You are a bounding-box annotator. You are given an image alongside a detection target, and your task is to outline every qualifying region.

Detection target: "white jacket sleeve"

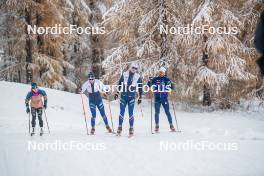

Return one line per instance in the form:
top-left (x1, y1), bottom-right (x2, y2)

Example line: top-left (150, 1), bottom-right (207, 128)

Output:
top-left (81, 81), bottom-right (89, 93)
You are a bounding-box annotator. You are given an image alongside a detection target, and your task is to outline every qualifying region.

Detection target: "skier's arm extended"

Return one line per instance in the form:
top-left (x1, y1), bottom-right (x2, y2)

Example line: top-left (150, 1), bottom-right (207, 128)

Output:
top-left (147, 77), bottom-right (153, 87)
top-left (136, 77), bottom-right (143, 104)
top-left (114, 74), bottom-right (124, 100)
top-left (117, 74), bottom-right (124, 93)
top-left (40, 90), bottom-right (48, 109)
top-left (25, 92), bottom-right (32, 108)
top-left (81, 81), bottom-right (89, 94)
top-left (167, 78), bottom-right (175, 90)
top-left (137, 77), bottom-right (143, 97)
top-left (25, 92), bottom-right (32, 113)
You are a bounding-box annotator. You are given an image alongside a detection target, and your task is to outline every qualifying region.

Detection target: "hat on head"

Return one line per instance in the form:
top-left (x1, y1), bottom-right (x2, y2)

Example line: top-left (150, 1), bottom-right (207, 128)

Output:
top-left (159, 67), bottom-right (167, 73)
top-left (31, 82), bottom-right (38, 89)
top-left (88, 72), bottom-right (95, 79)
top-left (130, 62), bottom-right (139, 69)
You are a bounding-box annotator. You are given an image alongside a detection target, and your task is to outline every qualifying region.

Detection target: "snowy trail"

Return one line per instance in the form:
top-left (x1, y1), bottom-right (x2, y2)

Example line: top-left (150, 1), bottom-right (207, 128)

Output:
top-left (1, 81), bottom-right (264, 176)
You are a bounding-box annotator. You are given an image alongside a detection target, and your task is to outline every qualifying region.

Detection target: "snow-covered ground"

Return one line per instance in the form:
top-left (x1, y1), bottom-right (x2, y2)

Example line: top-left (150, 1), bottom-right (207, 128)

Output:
top-left (1, 81), bottom-right (264, 176)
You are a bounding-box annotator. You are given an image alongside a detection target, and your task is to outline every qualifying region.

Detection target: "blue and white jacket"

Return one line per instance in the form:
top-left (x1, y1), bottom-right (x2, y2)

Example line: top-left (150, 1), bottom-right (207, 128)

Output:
top-left (81, 79), bottom-right (109, 102)
top-left (118, 71), bottom-right (143, 98)
top-left (148, 76), bottom-right (174, 100)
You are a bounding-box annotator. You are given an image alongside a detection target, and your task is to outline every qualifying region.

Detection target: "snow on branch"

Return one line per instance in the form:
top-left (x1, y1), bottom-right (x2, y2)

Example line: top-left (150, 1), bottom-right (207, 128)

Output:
top-left (227, 55), bottom-right (256, 80)
top-left (102, 45), bottom-right (129, 68)
top-left (193, 66), bottom-right (229, 92)
top-left (192, 0), bottom-right (213, 25)
top-left (138, 8), bottom-right (158, 34)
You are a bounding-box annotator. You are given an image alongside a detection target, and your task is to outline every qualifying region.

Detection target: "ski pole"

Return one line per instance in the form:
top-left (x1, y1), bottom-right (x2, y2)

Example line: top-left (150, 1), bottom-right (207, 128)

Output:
top-left (108, 98), bottom-right (115, 133)
top-left (150, 94), bottom-right (154, 134)
top-left (28, 113), bottom-right (31, 134)
top-left (43, 109), bottom-right (51, 134)
top-left (171, 98), bottom-right (181, 132)
top-left (80, 93), bottom-right (89, 135)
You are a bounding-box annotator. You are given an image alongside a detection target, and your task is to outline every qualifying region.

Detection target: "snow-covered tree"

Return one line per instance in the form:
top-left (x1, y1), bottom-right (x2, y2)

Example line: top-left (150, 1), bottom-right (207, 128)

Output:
top-left (0, 0), bottom-right (109, 92)
top-left (102, 0), bottom-right (181, 83)
top-left (184, 0), bottom-right (261, 107)
top-left (103, 0), bottom-right (263, 107)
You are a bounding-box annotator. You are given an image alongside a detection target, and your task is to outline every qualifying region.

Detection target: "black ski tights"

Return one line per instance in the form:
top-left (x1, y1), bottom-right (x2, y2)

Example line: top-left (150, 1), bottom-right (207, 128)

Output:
top-left (31, 107), bottom-right (43, 127)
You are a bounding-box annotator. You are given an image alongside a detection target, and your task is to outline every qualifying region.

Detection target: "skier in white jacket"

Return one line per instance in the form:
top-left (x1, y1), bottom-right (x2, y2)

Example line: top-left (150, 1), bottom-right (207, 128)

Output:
top-left (81, 72), bottom-right (112, 135)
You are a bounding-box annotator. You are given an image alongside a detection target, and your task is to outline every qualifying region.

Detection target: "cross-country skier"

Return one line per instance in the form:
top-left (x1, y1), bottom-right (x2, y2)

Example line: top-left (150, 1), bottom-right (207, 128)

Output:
top-left (148, 67), bottom-right (175, 133)
top-left (25, 83), bottom-right (47, 136)
top-left (81, 72), bottom-right (112, 135)
top-left (114, 63), bottom-right (143, 136)
top-left (255, 11), bottom-right (264, 75)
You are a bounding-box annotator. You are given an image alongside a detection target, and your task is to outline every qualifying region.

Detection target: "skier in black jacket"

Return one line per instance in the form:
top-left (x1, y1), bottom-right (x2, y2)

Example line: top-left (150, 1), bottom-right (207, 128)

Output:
top-left (255, 11), bottom-right (264, 75)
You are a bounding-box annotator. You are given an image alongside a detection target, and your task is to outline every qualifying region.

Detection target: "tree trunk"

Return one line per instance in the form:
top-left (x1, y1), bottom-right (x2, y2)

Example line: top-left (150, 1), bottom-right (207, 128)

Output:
top-left (159, 0), bottom-right (168, 65)
top-left (25, 8), bottom-right (33, 84)
top-left (89, 0), bottom-right (103, 79)
top-left (202, 40), bottom-right (211, 106)
top-left (36, 0), bottom-right (44, 53)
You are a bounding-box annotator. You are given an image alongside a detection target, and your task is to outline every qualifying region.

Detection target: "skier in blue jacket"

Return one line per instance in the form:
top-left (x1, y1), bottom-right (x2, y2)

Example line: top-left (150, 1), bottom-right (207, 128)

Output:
top-left (148, 67), bottom-right (175, 133)
top-left (114, 63), bottom-right (143, 136)
top-left (81, 72), bottom-right (112, 135)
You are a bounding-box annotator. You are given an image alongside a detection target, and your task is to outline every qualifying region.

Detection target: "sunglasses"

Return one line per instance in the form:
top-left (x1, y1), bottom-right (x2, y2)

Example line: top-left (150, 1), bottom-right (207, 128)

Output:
top-left (89, 78), bottom-right (94, 80)
top-left (132, 67), bottom-right (138, 70)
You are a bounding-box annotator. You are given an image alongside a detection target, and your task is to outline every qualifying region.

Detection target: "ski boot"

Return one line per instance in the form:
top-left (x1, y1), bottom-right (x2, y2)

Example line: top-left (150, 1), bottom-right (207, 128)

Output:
top-left (31, 127), bottom-right (35, 136)
top-left (40, 127), bottom-right (44, 136)
top-left (90, 127), bottom-right (95, 135)
top-left (116, 126), bottom-right (122, 136)
top-left (106, 126), bottom-right (112, 133)
top-left (155, 125), bottom-right (159, 133)
top-left (128, 127), bottom-right (134, 138)
top-left (170, 124), bottom-right (176, 132)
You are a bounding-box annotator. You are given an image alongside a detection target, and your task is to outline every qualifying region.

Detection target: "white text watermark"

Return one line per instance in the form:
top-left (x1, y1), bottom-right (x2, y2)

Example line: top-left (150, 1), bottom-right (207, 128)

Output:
top-left (160, 140), bottom-right (238, 152)
top-left (28, 140), bottom-right (106, 151)
top-left (160, 24), bottom-right (238, 35)
top-left (27, 24), bottom-right (105, 35)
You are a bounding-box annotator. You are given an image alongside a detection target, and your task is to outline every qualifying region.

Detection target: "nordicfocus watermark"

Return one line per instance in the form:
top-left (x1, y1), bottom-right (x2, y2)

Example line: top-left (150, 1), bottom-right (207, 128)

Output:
top-left (27, 24), bottom-right (105, 35)
top-left (160, 140), bottom-right (238, 152)
top-left (28, 140), bottom-right (106, 151)
top-left (84, 82), bottom-right (172, 94)
top-left (160, 24), bottom-right (238, 35)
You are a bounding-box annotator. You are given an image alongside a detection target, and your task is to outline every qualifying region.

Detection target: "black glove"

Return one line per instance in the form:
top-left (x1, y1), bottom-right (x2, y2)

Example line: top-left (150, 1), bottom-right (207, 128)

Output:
top-left (114, 93), bottom-right (119, 100)
top-left (78, 88), bottom-right (82, 94)
top-left (44, 100), bottom-right (47, 109)
top-left (26, 107), bottom-right (30, 114)
top-left (137, 97), bottom-right (142, 104)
